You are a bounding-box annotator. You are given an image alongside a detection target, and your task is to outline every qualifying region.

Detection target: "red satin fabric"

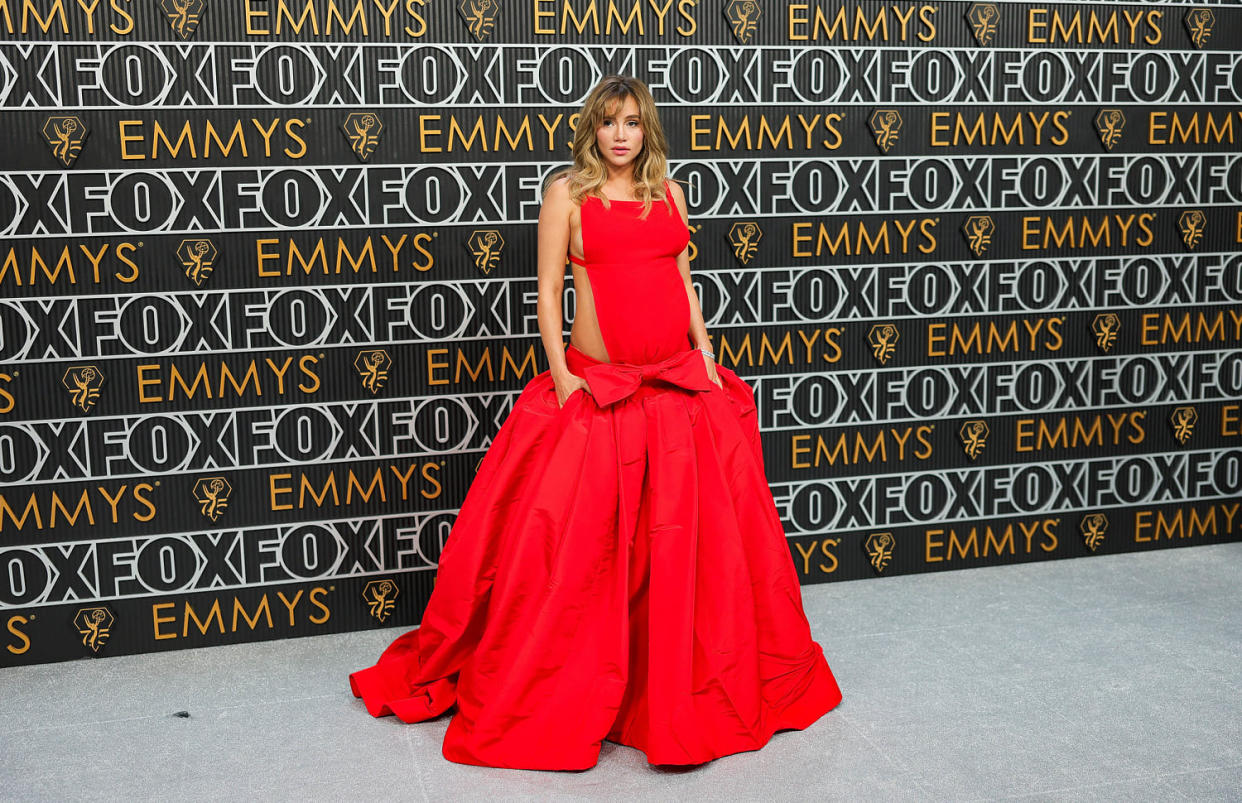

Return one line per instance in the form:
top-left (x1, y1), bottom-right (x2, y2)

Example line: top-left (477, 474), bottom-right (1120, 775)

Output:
top-left (349, 182), bottom-right (842, 770)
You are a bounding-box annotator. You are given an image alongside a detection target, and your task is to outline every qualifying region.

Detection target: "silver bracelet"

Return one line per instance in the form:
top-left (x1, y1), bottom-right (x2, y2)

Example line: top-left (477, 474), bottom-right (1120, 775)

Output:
top-left (698, 347), bottom-right (715, 360)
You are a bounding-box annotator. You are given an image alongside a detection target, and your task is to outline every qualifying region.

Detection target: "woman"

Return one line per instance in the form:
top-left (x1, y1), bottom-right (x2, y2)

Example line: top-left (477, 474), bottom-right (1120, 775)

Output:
top-left (350, 75), bottom-right (842, 771)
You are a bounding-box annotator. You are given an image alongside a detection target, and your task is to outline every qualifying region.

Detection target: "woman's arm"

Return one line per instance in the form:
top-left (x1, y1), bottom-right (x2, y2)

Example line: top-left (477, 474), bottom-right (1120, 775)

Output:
top-left (669, 180), bottom-right (713, 353)
top-left (670, 181), bottom-right (722, 388)
top-left (536, 177), bottom-right (574, 379)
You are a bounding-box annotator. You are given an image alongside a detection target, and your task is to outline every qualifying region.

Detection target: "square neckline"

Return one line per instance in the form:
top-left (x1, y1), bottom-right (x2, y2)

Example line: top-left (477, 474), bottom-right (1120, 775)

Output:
top-left (570, 181), bottom-right (676, 266)
top-left (594, 178), bottom-right (674, 204)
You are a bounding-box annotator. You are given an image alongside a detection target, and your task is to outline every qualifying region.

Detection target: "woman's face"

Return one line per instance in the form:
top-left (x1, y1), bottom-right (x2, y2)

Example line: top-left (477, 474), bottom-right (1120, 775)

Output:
top-left (595, 94), bottom-right (644, 169)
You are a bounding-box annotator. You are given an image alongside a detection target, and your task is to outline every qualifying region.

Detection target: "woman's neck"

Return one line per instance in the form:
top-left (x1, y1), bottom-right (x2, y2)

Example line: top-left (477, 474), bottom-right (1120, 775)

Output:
top-left (602, 163), bottom-right (635, 186)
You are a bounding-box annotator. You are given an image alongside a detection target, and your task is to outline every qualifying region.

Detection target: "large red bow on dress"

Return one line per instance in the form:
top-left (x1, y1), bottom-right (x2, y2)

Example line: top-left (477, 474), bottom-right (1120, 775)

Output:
top-left (581, 348), bottom-right (716, 406)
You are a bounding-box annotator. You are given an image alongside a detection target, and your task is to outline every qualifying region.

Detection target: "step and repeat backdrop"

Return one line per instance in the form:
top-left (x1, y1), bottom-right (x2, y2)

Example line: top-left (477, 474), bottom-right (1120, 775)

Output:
top-left (1, 0), bottom-right (1240, 665)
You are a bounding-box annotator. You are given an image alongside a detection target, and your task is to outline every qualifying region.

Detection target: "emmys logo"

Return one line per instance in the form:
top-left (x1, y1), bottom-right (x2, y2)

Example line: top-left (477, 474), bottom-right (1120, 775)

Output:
top-left (965, 3), bottom-right (1000, 45)
top-left (1091, 313), bottom-right (1121, 353)
top-left (466, 230), bottom-right (504, 276)
top-left (1094, 109), bottom-right (1125, 151)
top-left (159, 0), bottom-right (206, 38)
top-left (961, 215), bottom-right (995, 257)
top-left (62, 366), bottom-right (105, 413)
top-left (193, 477), bottom-right (232, 522)
top-left (959, 420), bottom-right (989, 460)
top-left (867, 324), bottom-right (900, 365)
top-left (362, 579), bottom-right (399, 623)
top-left (176, 238), bottom-right (218, 287)
top-left (1169, 406), bottom-right (1197, 444)
top-left (355, 349), bottom-right (391, 394)
top-left (1184, 8), bottom-right (1214, 49)
top-left (1178, 210), bottom-right (1206, 249)
top-left (1079, 513), bottom-right (1108, 552)
top-left (342, 113), bottom-right (383, 162)
top-left (724, 0), bottom-right (761, 44)
top-left (868, 110), bottom-right (903, 154)
top-left (458, 0), bottom-right (500, 41)
top-left (73, 606), bottom-right (115, 654)
top-left (864, 533), bottom-right (894, 574)
top-left (728, 222), bottom-right (763, 265)
top-left (41, 116), bottom-right (88, 167)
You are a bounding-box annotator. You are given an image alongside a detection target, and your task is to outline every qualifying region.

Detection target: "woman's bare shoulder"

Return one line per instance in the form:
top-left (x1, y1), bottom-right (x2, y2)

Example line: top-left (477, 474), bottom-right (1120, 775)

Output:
top-left (546, 173), bottom-right (577, 201)
top-left (666, 178), bottom-right (688, 221)
top-left (540, 173), bottom-right (576, 219)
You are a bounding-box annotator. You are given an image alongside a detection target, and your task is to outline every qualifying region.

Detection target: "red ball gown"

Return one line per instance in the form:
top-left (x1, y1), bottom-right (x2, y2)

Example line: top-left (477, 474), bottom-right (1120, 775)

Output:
top-left (349, 179), bottom-right (842, 770)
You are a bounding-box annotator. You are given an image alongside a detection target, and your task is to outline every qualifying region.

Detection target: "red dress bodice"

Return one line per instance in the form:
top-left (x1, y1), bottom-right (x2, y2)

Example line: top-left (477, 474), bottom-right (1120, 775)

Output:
top-left (568, 181), bottom-right (692, 365)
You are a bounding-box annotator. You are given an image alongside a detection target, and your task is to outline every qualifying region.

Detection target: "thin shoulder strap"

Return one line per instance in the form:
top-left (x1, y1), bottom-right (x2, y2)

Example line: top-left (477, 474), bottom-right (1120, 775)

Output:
top-left (664, 179), bottom-right (678, 216)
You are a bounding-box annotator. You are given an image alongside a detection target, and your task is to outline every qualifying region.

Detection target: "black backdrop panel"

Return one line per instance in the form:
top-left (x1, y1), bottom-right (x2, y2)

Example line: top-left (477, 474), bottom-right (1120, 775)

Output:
top-left (2, 0), bottom-right (1240, 665)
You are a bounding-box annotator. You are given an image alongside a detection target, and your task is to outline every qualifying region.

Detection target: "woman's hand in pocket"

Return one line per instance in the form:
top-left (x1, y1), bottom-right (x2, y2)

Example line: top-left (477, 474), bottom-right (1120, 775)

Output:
top-left (552, 370), bottom-right (591, 408)
top-left (703, 353), bottom-right (723, 388)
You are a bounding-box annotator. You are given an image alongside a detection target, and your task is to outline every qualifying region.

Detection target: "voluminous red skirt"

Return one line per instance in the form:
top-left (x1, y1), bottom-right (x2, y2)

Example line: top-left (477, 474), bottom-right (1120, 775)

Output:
top-left (349, 345), bottom-right (842, 770)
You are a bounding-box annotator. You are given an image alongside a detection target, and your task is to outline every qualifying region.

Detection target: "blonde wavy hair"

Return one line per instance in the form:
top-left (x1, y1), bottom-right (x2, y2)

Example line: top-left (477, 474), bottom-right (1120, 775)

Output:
top-left (543, 75), bottom-right (675, 220)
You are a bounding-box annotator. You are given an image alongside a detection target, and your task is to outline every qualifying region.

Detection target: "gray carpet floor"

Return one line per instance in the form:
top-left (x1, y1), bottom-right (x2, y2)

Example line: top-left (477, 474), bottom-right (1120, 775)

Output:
top-left (2, 543), bottom-right (1240, 802)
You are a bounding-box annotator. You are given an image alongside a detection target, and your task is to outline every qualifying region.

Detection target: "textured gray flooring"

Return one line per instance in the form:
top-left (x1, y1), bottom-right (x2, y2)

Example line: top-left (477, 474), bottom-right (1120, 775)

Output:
top-left (2, 543), bottom-right (1240, 802)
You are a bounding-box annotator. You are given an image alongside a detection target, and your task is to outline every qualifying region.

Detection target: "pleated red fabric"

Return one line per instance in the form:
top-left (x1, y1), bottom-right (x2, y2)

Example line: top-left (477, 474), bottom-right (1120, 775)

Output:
top-left (349, 181), bottom-right (842, 770)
